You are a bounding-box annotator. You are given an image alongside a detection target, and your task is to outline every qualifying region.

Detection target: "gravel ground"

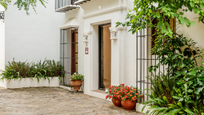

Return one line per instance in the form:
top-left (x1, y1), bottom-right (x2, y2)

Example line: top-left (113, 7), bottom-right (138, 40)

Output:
top-left (0, 87), bottom-right (144, 115)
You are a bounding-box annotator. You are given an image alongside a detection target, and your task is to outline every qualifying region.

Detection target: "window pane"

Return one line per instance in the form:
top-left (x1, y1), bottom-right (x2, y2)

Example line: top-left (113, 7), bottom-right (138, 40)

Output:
top-left (60, 45), bottom-right (63, 58)
top-left (75, 33), bottom-right (78, 42)
top-left (75, 64), bottom-right (78, 73)
top-left (75, 44), bottom-right (78, 53)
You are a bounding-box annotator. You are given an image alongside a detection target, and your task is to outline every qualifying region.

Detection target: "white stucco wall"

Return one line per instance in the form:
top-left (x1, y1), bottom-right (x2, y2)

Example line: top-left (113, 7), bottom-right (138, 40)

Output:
top-left (64, 8), bottom-right (85, 76)
top-left (178, 11), bottom-right (204, 51)
top-left (79, 0), bottom-right (138, 95)
top-left (0, 6), bottom-right (5, 70)
top-left (0, 6), bottom-right (5, 87)
top-left (5, 1), bottom-right (65, 63)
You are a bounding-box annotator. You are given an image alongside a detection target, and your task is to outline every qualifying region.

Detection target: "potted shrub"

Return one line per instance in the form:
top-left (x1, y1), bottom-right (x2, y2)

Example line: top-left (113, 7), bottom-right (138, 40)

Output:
top-left (106, 84), bottom-right (125, 107)
top-left (70, 72), bottom-right (84, 90)
top-left (120, 86), bottom-right (144, 110)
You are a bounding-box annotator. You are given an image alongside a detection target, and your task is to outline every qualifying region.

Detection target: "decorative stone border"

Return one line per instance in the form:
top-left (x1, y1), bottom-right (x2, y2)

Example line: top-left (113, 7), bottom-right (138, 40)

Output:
top-left (0, 77), bottom-right (59, 89)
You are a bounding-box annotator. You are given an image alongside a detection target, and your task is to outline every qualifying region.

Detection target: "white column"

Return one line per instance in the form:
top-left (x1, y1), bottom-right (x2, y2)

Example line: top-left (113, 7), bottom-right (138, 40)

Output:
top-left (83, 30), bottom-right (92, 94)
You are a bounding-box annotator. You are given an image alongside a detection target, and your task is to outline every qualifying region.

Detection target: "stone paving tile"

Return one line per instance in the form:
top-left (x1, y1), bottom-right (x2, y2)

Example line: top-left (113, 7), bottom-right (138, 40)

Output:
top-left (0, 87), bottom-right (144, 115)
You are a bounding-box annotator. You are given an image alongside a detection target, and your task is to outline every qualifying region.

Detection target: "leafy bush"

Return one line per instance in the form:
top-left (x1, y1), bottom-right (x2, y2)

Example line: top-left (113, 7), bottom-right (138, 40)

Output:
top-left (0, 59), bottom-right (64, 82)
top-left (117, 0), bottom-right (204, 114)
top-left (148, 74), bottom-right (174, 104)
top-left (141, 34), bottom-right (204, 114)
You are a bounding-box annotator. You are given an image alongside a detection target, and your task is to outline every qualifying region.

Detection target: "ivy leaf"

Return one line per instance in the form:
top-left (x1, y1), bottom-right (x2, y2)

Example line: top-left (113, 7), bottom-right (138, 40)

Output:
top-left (187, 68), bottom-right (197, 76)
top-left (190, 2), bottom-right (195, 7)
top-left (188, 89), bottom-right (193, 93)
top-left (179, 12), bottom-right (184, 15)
top-left (195, 87), bottom-right (204, 95)
top-left (193, 8), bottom-right (200, 14)
top-left (191, 21), bottom-right (195, 26)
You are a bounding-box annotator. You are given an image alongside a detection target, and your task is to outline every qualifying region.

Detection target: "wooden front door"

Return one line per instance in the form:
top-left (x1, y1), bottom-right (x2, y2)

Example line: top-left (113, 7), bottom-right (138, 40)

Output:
top-left (99, 24), bottom-right (111, 90)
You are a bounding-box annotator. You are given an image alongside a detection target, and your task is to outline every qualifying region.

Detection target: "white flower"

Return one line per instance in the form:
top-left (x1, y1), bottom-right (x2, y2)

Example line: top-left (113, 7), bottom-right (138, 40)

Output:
top-left (105, 89), bottom-right (109, 93)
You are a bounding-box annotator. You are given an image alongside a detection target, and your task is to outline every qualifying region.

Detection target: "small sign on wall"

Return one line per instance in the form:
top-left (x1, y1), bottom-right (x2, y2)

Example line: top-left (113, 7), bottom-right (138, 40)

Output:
top-left (85, 47), bottom-right (89, 55)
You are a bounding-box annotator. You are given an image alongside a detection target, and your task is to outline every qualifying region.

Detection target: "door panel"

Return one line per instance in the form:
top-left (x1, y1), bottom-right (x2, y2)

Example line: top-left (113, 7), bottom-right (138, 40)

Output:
top-left (102, 25), bottom-right (111, 89)
top-left (99, 24), bottom-right (111, 89)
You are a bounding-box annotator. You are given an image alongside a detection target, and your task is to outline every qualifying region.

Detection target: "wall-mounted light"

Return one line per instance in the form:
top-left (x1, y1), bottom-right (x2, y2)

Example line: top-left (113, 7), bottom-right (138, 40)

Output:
top-left (0, 11), bottom-right (4, 20)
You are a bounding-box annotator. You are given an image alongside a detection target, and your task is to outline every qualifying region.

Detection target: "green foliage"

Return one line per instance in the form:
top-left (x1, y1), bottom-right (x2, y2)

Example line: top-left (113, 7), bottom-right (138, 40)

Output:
top-left (143, 35), bottom-right (204, 114)
top-left (117, 0), bottom-right (204, 114)
top-left (147, 74), bottom-right (175, 104)
top-left (0, 0), bottom-right (47, 14)
top-left (141, 74), bottom-right (175, 114)
top-left (0, 59), bottom-right (64, 83)
top-left (69, 72), bottom-right (84, 81)
top-left (116, 0), bottom-right (204, 37)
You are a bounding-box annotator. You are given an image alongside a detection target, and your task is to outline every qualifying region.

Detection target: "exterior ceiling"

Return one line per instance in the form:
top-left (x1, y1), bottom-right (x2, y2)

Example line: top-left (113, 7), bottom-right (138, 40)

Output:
top-left (60, 18), bottom-right (79, 29)
top-left (74, 0), bottom-right (91, 5)
top-left (55, 5), bottom-right (79, 12)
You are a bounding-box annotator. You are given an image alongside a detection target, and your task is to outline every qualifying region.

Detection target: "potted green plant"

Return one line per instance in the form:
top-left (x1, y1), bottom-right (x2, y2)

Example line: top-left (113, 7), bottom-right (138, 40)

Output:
top-left (70, 72), bottom-right (84, 90)
top-left (106, 84), bottom-right (125, 107)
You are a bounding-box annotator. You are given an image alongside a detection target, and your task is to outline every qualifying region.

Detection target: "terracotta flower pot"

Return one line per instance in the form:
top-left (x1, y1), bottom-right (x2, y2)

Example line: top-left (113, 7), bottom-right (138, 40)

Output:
top-left (112, 98), bottom-right (122, 107)
top-left (121, 99), bottom-right (136, 110)
top-left (71, 80), bottom-right (82, 90)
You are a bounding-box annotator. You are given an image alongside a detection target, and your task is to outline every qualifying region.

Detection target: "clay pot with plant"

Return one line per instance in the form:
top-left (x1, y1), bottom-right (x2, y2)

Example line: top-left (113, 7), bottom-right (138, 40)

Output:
top-left (105, 84), bottom-right (125, 107)
top-left (119, 86), bottom-right (144, 110)
top-left (106, 84), bottom-right (144, 110)
top-left (70, 72), bottom-right (84, 90)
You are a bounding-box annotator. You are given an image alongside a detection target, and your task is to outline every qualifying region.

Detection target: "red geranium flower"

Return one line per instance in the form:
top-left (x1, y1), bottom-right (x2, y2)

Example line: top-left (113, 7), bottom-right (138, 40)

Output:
top-left (106, 95), bottom-right (109, 99)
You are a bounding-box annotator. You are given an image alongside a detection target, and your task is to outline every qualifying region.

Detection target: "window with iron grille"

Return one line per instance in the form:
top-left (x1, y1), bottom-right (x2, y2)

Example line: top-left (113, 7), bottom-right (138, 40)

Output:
top-left (136, 16), bottom-right (176, 102)
top-left (60, 28), bottom-right (78, 85)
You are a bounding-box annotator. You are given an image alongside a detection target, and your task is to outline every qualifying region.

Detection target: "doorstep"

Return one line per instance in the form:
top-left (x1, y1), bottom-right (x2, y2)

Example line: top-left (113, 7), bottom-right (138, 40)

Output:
top-left (60, 85), bottom-right (72, 91)
top-left (136, 103), bottom-right (151, 113)
top-left (89, 90), bottom-right (149, 113)
top-left (89, 90), bottom-right (111, 101)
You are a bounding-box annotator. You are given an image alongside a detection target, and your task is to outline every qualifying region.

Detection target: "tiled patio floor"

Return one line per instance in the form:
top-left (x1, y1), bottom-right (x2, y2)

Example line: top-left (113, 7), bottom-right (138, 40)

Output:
top-left (0, 87), bottom-right (144, 115)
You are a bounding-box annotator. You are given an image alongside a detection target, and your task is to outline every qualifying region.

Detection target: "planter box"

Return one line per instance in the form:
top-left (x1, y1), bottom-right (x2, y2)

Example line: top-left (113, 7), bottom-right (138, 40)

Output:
top-left (0, 77), bottom-right (59, 89)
